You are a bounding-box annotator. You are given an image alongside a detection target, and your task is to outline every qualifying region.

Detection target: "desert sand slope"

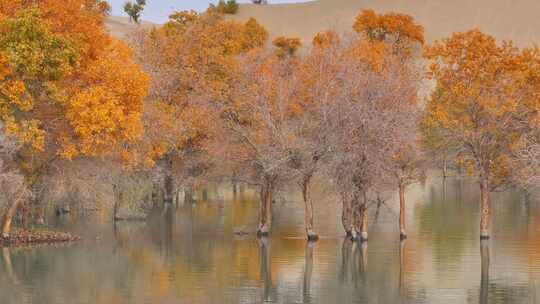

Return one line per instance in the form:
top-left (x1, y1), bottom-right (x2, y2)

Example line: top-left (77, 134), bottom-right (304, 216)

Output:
top-left (105, 16), bottom-right (156, 40)
top-left (231, 0), bottom-right (540, 47)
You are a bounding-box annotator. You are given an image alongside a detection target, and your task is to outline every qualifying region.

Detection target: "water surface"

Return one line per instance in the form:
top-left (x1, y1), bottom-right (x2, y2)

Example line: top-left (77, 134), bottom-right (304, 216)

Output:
top-left (1, 176), bottom-right (540, 304)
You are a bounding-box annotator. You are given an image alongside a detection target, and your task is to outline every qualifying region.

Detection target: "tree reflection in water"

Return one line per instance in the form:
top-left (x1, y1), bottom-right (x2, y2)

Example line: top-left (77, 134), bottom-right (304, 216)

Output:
top-left (480, 240), bottom-right (489, 304)
top-left (302, 240), bottom-right (315, 303)
top-left (258, 236), bottom-right (273, 303)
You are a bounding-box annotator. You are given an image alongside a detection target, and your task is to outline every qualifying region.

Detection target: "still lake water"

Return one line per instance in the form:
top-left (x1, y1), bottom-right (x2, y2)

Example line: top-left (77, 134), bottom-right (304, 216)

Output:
top-left (1, 176), bottom-right (540, 304)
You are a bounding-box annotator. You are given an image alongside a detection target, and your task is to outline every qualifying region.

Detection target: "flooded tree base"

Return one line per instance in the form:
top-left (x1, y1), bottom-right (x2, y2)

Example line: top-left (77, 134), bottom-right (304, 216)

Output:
top-left (256, 230), bottom-right (270, 237)
top-left (0, 229), bottom-right (80, 247)
top-left (307, 233), bottom-right (319, 242)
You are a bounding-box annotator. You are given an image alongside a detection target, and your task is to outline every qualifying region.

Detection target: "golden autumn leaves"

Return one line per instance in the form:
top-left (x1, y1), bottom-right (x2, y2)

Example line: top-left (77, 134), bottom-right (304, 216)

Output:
top-left (424, 29), bottom-right (540, 238)
top-left (424, 29), bottom-right (540, 187)
top-left (0, 0), bottom-right (148, 169)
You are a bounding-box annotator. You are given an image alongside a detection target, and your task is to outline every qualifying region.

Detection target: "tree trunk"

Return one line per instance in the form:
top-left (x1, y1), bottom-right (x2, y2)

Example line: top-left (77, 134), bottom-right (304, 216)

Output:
top-left (352, 190), bottom-right (368, 242)
top-left (442, 155), bottom-right (448, 178)
top-left (352, 194), bottom-right (361, 240)
top-left (399, 182), bottom-right (407, 239)
top-left (359, 190), bottom-right (368, 242)
top-left (112, 184), bottom-right (123, 221)
top-left (34, 195), bottom-right (45, 225)
top-left (2, 197), bottom-right (23, 238)
top-left (184, 186), bottom-right (194, 205)
top-left (479, 178), bottom-right (490, 239)
top-left (202, 188), bottom-right (208, 201)
top-left (258, 184), bottom-right (268, 235)
top-left (342, 196), bottom-right (353, 237)
top-left (302, 177), bottom-right (318, 241)
top-left (265, 184), bottom-right (273, 231)
top-left (164, 173), bottom-right (174, 205)
top-left (258, 179), bottom-right (274, 236)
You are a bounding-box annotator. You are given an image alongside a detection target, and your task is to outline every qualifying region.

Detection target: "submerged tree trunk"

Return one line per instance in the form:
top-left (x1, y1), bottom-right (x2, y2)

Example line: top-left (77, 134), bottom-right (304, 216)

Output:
top-left (352, 190), bottom-right (368, 242)
top-left (1, 197), bottom-right (23, 238)
top-left (359, 190), bottom-right (368, 242)
top-left (399, 182), bottom-right (407, 239)
top-left (360, 205), bottom-right (368, 242)
top-left (112, 184), bottom-right (123, 221)
top-left (302, 176), bottom-right (318, 241)
top-left (164, 173), bottom-right (174, 205)
top-left (258, 184), bottom-right (268, 235)
top-left (258, 177), bottom-right (274, 236)
top-left (342, 196), bottom-right (353, 237)
top-left (442, 155), bottom-right (448, 178)
top-left (479, 178), bottom-right (490, 239)
top-left (163, 156), bottom-right (175, 205)
top-left (352, 195), bottom-right (361, 240)
top-left (184, 185), bottom-right (194, 205)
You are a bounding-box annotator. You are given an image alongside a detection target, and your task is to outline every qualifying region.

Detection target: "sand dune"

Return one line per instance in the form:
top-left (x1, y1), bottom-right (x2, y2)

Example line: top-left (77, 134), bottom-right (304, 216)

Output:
top-left (230, 0), bottom-right (540, 47)
top-left (105, 16), bottom-right (157, 40)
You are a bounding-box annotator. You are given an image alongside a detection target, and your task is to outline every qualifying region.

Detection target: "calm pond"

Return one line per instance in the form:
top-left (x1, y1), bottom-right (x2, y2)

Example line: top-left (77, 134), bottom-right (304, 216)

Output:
top-left (1, 176), bottom-right (540, 304)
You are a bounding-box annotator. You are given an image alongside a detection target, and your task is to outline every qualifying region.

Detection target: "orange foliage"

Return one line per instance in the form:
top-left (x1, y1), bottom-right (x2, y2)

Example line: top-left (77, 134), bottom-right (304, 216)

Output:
top-left (135, 9), bottom-right (268, 166)
top-left (353, 9), bottom-right (424, 56)
top-left (424, 29), bottom-right (540, 188)
top-left (312, 30), bottom-right (340, 49)
top-left (272, 36), bottom-right (302, 58)
top-left (0, 0), bottom-right (149, 171)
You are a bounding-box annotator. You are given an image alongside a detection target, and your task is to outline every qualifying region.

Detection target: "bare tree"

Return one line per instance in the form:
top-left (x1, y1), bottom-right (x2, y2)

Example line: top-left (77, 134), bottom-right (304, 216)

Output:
top-left (321, 35), bottom-right (424, 242)
top-left (218, 51), bottom-right (298, 236)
